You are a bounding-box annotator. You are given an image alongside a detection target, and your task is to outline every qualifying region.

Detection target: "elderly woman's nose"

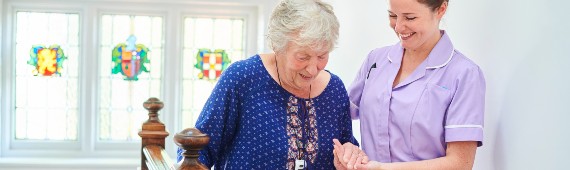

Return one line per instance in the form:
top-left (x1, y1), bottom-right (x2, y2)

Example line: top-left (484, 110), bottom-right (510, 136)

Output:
top-left (306, 62), bottom-right (319, 76)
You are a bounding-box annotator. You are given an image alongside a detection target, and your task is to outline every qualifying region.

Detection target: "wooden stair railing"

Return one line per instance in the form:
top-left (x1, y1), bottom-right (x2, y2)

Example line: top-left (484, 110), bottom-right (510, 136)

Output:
top-left (174, 128), bottom-right (210, 170)
top-left (138, 97), bottom-right (210, 170)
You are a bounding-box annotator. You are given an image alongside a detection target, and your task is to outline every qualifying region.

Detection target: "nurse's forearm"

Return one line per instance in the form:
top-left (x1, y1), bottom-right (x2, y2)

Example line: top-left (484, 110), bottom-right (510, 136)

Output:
top-left (365, 141), bottom-right (477, 170)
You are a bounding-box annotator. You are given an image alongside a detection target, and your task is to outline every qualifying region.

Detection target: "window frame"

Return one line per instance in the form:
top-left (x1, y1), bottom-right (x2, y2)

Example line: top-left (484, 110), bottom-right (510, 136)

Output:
top-left (94, 9), bottom-right (168, 153)
top-left (0, 0), bottom-right (261, 167)
top-left (1, 2), bottom-right (86, 157)
top-left (178, 8), bottom-right (256, 129)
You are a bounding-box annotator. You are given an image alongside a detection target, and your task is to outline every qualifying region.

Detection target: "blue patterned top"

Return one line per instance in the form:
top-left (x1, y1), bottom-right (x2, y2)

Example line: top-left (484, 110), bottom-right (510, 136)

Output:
top-left (177, 55), bottom-right (357, 169)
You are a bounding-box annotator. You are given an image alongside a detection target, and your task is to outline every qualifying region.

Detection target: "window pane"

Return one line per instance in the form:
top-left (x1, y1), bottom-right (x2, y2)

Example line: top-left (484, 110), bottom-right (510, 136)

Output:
top-left (181, 17), bottom-right (245, 128)
top-left (14, 12), bottom-right (79, 141)
top-left (99, 14), bottom-right (163, 141)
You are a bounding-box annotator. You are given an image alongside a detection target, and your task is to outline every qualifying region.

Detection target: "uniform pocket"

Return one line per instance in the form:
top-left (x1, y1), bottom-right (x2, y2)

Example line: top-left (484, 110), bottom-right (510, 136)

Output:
top-left (409, 83), bottom-right (452, 160)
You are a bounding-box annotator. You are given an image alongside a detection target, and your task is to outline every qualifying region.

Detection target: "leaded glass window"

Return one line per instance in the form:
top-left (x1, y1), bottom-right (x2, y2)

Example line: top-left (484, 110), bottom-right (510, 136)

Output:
top-left (181, 18), bottom-right (245, 128)
top-left (194, 48), bottom-right (231, 80)
top-left (14, 12), bottom-right (79, 140)
top-left (99, 15), bottom-right (163, 141)
top-left (28, 45), bottom-right (67, 76)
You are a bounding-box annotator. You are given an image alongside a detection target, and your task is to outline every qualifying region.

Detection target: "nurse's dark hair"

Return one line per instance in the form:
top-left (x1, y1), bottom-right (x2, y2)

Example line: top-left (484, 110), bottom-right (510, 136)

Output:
top-left (417, 0), bottom-right (448, 11)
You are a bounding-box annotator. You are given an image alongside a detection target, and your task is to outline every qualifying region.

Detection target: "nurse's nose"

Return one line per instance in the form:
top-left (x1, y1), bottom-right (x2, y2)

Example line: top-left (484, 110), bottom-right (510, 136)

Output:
top-left (394, 17), bottom-right (406, 33)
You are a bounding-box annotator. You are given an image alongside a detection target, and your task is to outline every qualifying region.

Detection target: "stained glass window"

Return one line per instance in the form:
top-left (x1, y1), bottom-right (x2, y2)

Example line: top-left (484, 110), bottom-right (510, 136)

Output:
top-left (194, 48), bottom-right (231, 80)
top-left (28, 45), bottom-right (67, 76)
top-left (99, 15), bottom-right (163, 141)
top-left (111, 35), bottom-right (151, 81)
top-left (181, 18), bottom-right (245, 128)
top-left (14, 12), bottom-right (79, 140)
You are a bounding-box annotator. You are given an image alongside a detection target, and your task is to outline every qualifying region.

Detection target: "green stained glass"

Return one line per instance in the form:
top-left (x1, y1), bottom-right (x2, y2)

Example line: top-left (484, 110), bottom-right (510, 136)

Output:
top-left (100, 15), bottom-right (162, 141)
top-left (194, 48), bottom-right (230, 80)
top-left (181, 17), bottom-right (245, 128)
top-left (111, 35), bottom-right (150, 81)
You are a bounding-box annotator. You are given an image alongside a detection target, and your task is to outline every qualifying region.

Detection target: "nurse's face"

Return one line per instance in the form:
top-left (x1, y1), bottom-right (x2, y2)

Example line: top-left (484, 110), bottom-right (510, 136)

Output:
top-left (388, 0), bottom-right (446, 51)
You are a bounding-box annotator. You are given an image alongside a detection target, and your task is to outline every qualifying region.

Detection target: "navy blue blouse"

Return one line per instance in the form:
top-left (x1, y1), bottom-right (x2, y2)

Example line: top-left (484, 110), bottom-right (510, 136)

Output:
top-left (178, 55), bottom-right (357, 169)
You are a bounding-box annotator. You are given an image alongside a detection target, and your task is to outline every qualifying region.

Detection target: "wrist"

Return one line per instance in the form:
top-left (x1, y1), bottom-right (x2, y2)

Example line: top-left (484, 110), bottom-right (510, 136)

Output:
top-left (368, 161), bottom-right (386, 170)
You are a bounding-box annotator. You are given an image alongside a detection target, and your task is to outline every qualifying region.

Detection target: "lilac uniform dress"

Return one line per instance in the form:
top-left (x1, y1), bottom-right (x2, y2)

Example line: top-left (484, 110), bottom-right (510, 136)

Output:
top-left (349, 31), bottom-right (485, 162)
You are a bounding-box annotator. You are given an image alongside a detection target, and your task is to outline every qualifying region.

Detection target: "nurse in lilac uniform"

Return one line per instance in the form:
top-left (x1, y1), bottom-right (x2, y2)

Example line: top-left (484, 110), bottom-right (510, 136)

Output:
top-left (332, 0), bottom-right (485, 169)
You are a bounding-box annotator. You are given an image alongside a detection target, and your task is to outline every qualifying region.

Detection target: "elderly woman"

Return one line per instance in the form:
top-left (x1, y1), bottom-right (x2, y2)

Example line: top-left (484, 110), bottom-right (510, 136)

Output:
top-left (177, 0), bottom-right (357, 169)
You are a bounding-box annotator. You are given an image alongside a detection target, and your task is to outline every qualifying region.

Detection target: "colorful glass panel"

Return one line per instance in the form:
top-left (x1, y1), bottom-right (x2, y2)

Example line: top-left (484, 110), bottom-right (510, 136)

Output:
top-left (195, 49), bottom-right (230, 80)
top-left (100, 15), bottom-right (162, 141)
top-left (28, 45), bottom-right (66, 76)
top-left (15, 11), bottom-right (79, 141)
top-left (111, 35), bottom-right (150, 81)
top-left (181, 18), bottom-right (244, 128)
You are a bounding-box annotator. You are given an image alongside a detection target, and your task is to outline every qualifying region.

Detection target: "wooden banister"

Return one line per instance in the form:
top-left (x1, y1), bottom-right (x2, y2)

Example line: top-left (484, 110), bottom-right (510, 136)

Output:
top-left (138, 97), bottom-right (210, 170)
top-left (138, 97), bottom-right (170, 170)
top-left (174, 128), bottom-right (210, 170)
top-left (142, 145), bottom-right (175, 170)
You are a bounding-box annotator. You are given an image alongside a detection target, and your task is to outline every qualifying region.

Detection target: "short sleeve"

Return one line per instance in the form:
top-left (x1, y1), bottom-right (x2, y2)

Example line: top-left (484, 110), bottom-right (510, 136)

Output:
top-left (348, 50), bottom-right (374, 120)
top-left (445, 66), bottom-right (486, 146)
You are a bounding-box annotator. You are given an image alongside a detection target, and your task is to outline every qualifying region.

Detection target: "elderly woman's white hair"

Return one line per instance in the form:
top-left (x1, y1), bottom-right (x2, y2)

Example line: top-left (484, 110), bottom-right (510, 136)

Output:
top-left (267, 0), bottom-right (339, 53)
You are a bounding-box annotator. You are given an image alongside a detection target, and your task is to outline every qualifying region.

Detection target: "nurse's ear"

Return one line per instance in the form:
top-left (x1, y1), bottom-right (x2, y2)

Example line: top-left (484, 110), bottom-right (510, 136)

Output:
top-left (435, 1), bottom-right (448, 19)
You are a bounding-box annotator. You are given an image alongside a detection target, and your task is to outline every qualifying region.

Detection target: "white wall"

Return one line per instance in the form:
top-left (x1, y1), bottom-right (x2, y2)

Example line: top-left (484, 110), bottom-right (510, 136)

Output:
top-left (328, 0), bottom-right (570, 169)
top-left (0, 0), bottom-right (2, 156)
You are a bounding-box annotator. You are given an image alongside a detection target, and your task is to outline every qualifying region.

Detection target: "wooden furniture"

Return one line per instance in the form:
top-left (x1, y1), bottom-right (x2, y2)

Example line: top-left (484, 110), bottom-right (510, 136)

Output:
top-left (138, 97), bottom-right (209, 170)
top-left (174, 128), bottom-right (209, 170)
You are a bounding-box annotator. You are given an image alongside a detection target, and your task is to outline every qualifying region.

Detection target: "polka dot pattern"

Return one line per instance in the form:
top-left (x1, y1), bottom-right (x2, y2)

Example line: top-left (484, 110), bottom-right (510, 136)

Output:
top-left (178, 55), bottom-right (357, 169)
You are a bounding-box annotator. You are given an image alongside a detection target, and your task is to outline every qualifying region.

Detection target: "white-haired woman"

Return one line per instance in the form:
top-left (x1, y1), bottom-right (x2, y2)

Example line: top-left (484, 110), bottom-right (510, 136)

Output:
top-left (176, 0), bottom-right (358, 169)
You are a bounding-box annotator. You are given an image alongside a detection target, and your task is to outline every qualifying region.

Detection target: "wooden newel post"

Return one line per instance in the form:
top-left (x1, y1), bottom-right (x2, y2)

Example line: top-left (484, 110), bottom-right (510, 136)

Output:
top-left (138, 97), bottom-right (169, 170)
top-left (174, 128), bottom-right (210, 170)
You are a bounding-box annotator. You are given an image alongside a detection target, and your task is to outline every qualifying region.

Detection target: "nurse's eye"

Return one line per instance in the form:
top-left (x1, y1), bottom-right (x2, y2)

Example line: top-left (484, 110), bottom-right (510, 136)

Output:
top-left (406, 17), bottom-right (416, 21)
top-left (388, 14), bottom-right (397, 18)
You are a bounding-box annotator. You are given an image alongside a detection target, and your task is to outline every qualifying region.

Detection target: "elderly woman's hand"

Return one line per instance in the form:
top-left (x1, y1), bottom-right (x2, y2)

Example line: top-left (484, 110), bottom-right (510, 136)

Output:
top-left (333, 147), bottom-right (347, 170)
top-left (332, 139), bottom-right (369, 169)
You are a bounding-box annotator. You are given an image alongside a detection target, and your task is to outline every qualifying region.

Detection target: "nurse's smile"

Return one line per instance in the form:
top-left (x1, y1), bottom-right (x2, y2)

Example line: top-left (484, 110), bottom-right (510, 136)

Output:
top-left (399, 32), bottom-right (415, 40)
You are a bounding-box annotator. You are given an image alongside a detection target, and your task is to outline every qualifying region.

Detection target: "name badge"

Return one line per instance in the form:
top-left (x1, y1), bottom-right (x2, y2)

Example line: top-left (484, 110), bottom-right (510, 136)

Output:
top-left (294, 159), bottom-right (305, 170)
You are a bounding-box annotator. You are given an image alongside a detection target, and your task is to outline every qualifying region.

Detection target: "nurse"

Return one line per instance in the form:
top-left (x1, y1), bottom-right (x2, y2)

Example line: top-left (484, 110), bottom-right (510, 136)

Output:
top-left (333, 0), bottom-right (486, 169)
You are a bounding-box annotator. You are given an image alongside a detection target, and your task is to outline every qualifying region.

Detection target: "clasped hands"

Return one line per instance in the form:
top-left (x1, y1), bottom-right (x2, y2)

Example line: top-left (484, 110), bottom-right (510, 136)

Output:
top-left (332, 139), bottom-right (380, 170)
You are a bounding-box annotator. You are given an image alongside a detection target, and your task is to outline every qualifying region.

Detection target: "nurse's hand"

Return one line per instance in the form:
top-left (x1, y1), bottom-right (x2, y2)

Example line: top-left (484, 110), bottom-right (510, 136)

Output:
top-left (333, 139), bottom-right (369, 169)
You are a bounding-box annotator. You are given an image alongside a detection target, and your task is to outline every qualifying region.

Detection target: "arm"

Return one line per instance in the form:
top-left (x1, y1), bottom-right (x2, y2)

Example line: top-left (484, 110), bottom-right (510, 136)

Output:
top-left (360, 141), bottom-right (477, 170)
top-left (339, 80), bottom-right (360, 145)
top-left (333, 141), bottom-right (476, 170)
top-left (177, 64), bottom-right (242, 168)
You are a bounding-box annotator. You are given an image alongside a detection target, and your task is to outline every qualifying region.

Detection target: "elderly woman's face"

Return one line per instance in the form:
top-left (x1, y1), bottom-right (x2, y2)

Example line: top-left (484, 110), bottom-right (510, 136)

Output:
top-left (279, 41), bottom-right (329, 90)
